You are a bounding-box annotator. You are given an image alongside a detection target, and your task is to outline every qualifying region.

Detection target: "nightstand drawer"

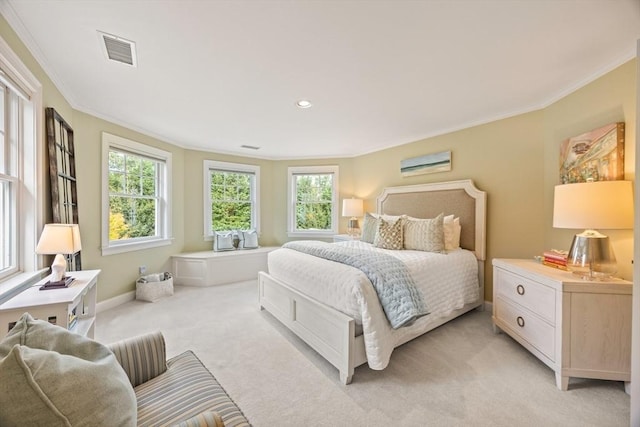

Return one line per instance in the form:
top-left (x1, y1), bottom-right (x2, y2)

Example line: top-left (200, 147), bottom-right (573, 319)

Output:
top-left (495, 268), bottom-right (555, 324)
top-left (495, 296), bottom-right (555, 360)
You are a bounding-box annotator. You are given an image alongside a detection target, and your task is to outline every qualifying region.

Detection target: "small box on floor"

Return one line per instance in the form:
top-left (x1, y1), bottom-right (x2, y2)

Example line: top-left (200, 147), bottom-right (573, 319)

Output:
top-left (136, 272), bottom-right (174, 302)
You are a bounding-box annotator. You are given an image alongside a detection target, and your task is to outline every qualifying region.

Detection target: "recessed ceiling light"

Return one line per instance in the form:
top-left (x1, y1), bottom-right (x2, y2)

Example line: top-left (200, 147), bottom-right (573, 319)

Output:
top-left (295, 99), bottom-right (312, 109)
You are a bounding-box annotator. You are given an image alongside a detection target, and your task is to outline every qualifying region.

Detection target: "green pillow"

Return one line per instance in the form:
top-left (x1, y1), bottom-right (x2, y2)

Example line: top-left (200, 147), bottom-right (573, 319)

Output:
top-left (0, 313), bottom-right (136, 426)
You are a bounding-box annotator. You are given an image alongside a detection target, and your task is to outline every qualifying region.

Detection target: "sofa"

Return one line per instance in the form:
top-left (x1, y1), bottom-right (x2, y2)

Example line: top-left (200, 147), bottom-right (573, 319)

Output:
top-left (0, 313), bottom-right (251, 427)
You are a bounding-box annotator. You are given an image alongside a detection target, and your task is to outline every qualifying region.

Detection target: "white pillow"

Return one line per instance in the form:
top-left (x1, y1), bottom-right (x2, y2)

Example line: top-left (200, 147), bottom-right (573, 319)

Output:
top-left (213, 231), bottom-right (235, 251)
top-left (443, 214), bottom-right (461, 251)
top-left (238, 229), bottom-right (259, 249)
top-left (403, 213), bottom-right (445, 253)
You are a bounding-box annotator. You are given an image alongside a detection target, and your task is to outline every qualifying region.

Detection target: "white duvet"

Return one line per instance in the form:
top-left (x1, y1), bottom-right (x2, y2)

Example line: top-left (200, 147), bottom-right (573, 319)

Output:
top-left (267, 240), bottom-right (479, 369)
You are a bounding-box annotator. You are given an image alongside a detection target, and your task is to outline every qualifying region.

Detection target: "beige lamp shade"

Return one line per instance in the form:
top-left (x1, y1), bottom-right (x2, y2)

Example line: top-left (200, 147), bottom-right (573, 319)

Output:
top-left (552, 180), bottom-right (633, 230)
top-left (342, 198), bottom-right (364, 217)
top-left (36, 223), bottom-right (82, 255)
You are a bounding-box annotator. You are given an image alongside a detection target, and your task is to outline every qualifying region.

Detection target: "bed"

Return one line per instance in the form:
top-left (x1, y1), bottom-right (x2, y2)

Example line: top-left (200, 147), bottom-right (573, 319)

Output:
top-left (259, 179), bottom-right (486, 384)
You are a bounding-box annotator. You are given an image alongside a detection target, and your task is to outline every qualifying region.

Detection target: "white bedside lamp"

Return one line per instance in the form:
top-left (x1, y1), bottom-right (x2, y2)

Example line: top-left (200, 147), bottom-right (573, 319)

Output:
top-left (342, 198), bottom-right (364, 237)
top-left (553, 180), bottom-right (633, 280)
top-left (36, 224), bottom-right (82, 288)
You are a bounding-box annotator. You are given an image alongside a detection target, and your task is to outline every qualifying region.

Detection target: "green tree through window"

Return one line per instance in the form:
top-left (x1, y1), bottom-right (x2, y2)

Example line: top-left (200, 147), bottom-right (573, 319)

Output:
top-left (210, 170), bottom-right (253, 231)
top-left (294, 174), bottom-right (333, 230)
top-left (108, 150), bottom-right (159, 240)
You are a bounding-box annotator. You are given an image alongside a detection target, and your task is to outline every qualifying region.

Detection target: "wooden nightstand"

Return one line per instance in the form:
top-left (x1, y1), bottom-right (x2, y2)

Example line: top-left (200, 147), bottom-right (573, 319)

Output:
top-left (492, 258), bottom-right (631, 392)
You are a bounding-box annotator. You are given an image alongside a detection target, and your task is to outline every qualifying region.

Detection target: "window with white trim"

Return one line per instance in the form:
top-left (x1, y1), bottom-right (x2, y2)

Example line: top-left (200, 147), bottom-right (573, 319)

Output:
top-left (0, 35), bottom-right (42, 300)
top-left (203, 160), bottom-right (260, 238)
top-left (101, 132), bottom-right (172, 255)
top-left (287, 166), bottom-right (339, 237)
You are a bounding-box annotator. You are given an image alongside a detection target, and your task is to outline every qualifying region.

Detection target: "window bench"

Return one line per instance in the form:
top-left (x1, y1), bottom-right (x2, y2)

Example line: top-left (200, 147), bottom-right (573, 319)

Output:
top-left (171, 247), bottom-right (279, 286)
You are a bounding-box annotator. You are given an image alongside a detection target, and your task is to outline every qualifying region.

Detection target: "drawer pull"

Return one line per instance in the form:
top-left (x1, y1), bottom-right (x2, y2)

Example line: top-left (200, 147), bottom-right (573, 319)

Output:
top-left (516, 316), bottom-right (525, 327)
top-left (516, 284), bottom-right (525, 295)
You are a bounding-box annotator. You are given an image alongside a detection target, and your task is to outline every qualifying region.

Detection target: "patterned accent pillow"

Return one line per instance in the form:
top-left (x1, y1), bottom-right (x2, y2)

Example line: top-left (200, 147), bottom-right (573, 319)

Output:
top-left (403, 212), bottom-right (445, 253)
top-left (374, 218), bottom-right (404, 250)
top-left (361, 213), bottom-right (379, 244)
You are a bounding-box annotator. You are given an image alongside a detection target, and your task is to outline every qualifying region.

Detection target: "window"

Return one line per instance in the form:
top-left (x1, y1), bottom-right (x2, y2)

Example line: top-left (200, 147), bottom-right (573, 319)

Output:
top-left (203, 160), bottom-right (260, 238)
top-left (287, 166), bottom-right (339, 237)
top-left (101, 132), bottom-right (172, 255)
top-left (0, 35), bottom-right (42, 299)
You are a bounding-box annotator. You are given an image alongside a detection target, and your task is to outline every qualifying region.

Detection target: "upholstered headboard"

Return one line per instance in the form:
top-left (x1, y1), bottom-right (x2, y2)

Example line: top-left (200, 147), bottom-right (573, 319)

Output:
top-left (376, 179), bottom-right (486, 261)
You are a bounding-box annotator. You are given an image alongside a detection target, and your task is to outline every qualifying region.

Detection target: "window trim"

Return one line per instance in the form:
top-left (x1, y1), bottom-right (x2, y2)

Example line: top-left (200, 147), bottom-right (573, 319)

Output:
top-left (101, 132), bottom-right (173, 255)
top-left (287, 165), bottom-right (339, 238)
top-left (0, 34), bottom-right (44, 302)
top-left (203, 160), bottom-right (260, 240)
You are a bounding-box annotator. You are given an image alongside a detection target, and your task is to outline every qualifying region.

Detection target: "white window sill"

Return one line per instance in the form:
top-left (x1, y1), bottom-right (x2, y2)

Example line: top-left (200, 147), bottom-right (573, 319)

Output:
top-left (0, 269), bottom-right (48, 304)
top-left (101, 237), bottom-right (173, 256)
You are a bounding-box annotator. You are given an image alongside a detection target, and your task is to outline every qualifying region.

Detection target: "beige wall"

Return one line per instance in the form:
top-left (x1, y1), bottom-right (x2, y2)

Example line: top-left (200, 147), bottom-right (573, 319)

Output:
top-left (543, 59), bottom-right (636, 281)
top-left (72, 112), bottom-right (186, 301)
top-left (1, 14), bottom-right (636, 303)
top-left (352, 111), bottom-right (546, 298)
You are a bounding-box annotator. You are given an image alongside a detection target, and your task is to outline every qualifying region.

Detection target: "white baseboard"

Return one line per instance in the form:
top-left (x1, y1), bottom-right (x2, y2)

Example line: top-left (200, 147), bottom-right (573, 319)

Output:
top-left (97, 290), bottom-right (135, 313)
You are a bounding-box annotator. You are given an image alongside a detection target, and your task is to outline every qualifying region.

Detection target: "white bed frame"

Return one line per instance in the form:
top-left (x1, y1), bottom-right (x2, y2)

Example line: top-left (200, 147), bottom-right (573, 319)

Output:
top-left (259, 179), bottom-right (486, 384)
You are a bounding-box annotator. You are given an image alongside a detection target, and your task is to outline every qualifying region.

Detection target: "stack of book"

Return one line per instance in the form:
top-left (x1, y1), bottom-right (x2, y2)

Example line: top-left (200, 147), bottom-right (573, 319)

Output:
top-left (542, 249), bottom-right (568, 270)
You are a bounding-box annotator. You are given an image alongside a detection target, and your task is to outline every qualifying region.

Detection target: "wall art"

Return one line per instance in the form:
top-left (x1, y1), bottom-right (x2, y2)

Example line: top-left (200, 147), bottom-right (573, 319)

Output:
top-left (559, 122), bottom-right (624, 184)
top-left (401, 150), bottom-right (451, 177)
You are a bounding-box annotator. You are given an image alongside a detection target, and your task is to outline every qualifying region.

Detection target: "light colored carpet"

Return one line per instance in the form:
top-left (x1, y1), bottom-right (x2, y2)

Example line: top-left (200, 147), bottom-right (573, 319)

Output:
top-left (95, 281), bottom-right (630, 426)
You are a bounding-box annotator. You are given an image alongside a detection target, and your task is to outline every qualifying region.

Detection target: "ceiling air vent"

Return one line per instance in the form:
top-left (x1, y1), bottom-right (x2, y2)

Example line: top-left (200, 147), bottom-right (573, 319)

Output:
top-left (98, 31), bottom-right (137, 67)
top-left (241, 145), bottom-right (261, 150)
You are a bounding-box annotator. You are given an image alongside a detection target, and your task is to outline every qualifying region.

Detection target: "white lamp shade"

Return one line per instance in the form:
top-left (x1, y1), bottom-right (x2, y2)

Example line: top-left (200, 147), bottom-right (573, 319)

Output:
top-left (36, 224), bottom-right (82, 255)
top-left (553, 180), bottom-right (633, 230)
top-left (342, 198), bottom-right (364, 217)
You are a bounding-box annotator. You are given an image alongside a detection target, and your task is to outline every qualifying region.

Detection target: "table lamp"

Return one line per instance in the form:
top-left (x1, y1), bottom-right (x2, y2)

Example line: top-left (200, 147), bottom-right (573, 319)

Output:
top-left (35, 223), bottom-right (82, 288)
top-left (553, 180), bottom-right (633, 280)
top-left (342, 198), bottom-right (364, 237)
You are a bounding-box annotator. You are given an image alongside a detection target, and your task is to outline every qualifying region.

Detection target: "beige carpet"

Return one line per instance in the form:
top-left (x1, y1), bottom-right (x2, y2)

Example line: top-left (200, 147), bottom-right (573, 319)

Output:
top-left (95, 281), bottom-right (630, 426)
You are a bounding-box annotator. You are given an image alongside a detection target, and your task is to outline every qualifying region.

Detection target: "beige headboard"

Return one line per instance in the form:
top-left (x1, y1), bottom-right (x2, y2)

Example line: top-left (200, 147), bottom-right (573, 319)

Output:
top-left (376, 179), bottom-right (486, 261)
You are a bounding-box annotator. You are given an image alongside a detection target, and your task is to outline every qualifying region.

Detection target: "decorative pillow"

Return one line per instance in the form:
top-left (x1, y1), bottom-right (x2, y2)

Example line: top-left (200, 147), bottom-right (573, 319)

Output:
top-left (403, 213), bottom-right (445, 253)
top-left (213, 231), bottom-right (235, 251)
top-left (238, 229), bottom-right (259, 249)
top-left (361, 213), bottom-right (379, 244)
top-left (0, 313), bottom-right (137, 427)
top-left (374, 218), bottom-right (404, 250)
top-left (443, 214), bottom-right (462, 251)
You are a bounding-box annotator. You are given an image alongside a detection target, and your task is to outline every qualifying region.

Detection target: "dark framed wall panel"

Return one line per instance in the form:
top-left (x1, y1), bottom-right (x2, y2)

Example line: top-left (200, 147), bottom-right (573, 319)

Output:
top-left (45, 107), bottom-right (81, 270)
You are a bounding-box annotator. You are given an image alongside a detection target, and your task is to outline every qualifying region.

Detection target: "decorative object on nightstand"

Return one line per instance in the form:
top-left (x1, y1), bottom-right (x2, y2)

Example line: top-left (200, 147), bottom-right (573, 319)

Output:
top-left (35, 223), bottom-right (82, 289)
top-left (552, 180), bottom-right (633, 280)
top-left (493, 258), bottom-right (631, 393)
top-left (342, 198), bottom-right (363, 237)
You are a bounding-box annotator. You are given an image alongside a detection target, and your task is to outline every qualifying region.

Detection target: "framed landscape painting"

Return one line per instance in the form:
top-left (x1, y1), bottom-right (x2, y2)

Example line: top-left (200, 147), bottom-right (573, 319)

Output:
top-left (559, 122), bottom-right (624, 184)
top-left (401, 151), bottom-right (451, 177)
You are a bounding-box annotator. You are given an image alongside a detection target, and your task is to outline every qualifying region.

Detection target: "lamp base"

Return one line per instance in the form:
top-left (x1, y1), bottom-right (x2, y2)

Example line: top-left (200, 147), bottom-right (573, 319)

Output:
top-left (347, 218), bottom-right (360, 237)
top-left (566, 231), bottom-right (617, 281)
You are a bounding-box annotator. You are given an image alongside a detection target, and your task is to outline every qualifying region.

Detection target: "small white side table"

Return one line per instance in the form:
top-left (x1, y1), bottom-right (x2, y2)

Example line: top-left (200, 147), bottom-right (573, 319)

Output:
top-left (0, 269), bottom-right (100, 339)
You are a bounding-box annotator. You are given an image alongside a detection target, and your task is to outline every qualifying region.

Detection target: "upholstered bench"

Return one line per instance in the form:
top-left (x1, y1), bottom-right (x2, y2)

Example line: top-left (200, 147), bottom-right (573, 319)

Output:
top-left (108, 331), bottom-right (251, 427)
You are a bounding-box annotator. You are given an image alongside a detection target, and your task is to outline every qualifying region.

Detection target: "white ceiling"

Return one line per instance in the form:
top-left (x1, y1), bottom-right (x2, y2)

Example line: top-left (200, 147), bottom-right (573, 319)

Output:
top-left (2, 1), bottom-right (639, 160)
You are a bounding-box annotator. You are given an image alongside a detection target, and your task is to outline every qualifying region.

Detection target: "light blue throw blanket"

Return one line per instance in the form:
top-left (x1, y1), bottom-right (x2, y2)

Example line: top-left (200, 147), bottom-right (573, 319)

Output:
top-left (283, 241), bottom-right (429, 329)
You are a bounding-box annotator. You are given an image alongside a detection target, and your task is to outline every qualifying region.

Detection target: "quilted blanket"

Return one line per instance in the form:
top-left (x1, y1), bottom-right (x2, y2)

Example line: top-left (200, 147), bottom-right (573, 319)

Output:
top-left (283, 241), bottom-right (429, 328)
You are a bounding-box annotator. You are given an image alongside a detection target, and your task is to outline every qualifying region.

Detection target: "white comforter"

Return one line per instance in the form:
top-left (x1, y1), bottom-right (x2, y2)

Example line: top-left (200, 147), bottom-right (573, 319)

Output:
top-left (267, 240), bottom-right (479, 370)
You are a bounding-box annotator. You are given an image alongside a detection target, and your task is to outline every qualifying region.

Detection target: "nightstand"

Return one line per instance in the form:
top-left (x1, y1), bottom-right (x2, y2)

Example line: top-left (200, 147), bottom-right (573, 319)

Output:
top-left (333, 234), bottom-right (359, 242)
top-left (0, 270), bottom-right (100, 339)
top-left (492, 258), bottom-right (631, 392)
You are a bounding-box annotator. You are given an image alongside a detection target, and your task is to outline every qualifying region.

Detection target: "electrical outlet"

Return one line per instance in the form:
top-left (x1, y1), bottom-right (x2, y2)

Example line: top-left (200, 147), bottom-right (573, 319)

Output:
top-left (139, 265), bottom-right (146, 275)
